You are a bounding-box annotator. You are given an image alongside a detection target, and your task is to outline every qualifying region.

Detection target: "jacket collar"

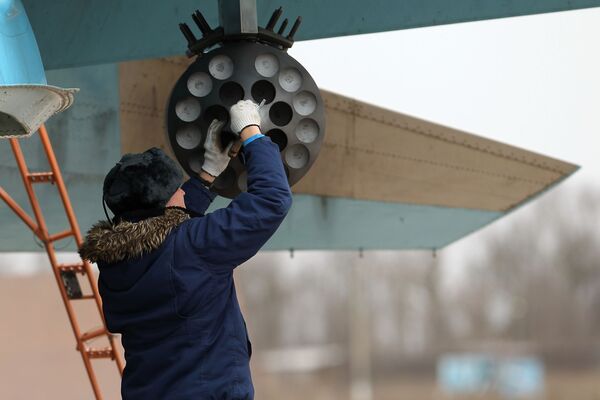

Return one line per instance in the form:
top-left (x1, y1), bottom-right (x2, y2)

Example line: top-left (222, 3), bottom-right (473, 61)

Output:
top-left (78, 207), bottom-right (190, 264)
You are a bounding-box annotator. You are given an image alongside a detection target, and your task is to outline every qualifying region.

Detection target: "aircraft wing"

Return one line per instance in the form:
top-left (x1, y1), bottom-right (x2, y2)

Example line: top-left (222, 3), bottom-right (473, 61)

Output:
top-left (22, 0), bottom-right (600, 70)
top-left (0, 58), bottom-right (576, 251)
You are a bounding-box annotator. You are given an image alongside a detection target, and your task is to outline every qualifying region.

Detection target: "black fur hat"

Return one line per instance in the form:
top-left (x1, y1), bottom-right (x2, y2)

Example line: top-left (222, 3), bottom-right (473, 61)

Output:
top-left (103, 147), bottom-right (183, 217)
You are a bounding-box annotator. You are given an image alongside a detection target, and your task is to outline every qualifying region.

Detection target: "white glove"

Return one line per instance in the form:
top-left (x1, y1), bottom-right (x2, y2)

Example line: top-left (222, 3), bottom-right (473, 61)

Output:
top-left (229, 99), bottom-right (261, 134)
top-left (202, 119), bottom-right (233, 177)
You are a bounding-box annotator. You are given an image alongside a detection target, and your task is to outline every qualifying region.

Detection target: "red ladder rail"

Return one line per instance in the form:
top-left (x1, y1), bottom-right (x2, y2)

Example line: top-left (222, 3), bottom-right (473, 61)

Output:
top-left (0, 124), bottom-right (123, 400)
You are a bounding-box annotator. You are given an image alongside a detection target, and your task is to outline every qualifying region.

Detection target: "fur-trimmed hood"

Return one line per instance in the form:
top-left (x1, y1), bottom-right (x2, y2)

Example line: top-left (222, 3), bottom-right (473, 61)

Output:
top-left (78, 208), bottom-right (190, 264)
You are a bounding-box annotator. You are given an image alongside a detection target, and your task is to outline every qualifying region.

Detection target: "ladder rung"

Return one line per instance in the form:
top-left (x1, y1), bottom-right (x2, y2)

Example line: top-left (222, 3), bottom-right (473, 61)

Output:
top-left (8, 126), bottom-right (124, 380)
top-left (70, 294), bottom-right (95, 300)
top-left (27, 172), bottom-right (55, 184)
top-left (57, 263), bottom-right (86, 273)
top-left (80, 327), bottom-right (107, 341)
top-left (85, 347), bottom-right (114, 359)
top-left (49, 229), bottom-right (74, 242)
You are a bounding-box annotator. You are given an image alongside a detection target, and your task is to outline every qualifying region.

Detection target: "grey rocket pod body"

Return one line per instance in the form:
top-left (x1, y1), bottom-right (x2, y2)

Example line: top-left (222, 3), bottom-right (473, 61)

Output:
top-left (166, 39), bottom-right (326, 199)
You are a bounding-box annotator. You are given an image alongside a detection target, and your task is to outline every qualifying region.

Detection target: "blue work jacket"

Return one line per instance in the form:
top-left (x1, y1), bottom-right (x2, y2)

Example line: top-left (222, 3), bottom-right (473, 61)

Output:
top-left (80, 137), bottom-right (292, 399)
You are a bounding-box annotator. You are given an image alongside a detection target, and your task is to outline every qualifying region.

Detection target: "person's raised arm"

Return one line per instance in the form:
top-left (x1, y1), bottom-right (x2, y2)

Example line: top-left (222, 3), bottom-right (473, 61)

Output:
top-left (180, 100), bottom-right (292, 270)
top-left (176, 120), bottom-right (226, 217)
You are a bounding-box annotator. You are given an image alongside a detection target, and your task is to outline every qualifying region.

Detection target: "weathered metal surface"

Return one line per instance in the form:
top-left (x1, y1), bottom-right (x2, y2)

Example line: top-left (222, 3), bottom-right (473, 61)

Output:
top-left (21, 0), bottom-right (600, 70)
top-left (166, 42), bottom-right (325, 198)
top-left (120, 57), bottom-right (577, 213)
top-left (0, 58), bottom-right (577, 251)
top-left (295, 92), bottom-right (578, 212)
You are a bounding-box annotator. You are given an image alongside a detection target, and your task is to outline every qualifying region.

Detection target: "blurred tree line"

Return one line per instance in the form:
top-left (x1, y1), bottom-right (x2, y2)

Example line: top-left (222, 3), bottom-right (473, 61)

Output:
top-left (449, 187), bottom-right (600, 365)
top-left (236, 186), bottom-right (600, 370)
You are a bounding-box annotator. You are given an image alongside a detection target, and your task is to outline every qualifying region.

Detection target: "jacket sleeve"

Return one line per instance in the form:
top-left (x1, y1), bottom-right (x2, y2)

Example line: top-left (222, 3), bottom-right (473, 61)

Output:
top-left (180, 136), bottom-right (293, 270)
top-left (181, 176), bottom-right (216, 216)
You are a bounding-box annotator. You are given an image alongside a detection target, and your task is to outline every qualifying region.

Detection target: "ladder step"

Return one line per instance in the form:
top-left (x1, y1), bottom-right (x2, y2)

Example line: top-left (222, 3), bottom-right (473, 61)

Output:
top-left (27, 172), bottom-right (55, 184)
top-left (49, 229), bottom-right (74, 242)
top-left (57, 263), bottom-right (86, 273)
top-left (9, 127), bottom-right (124, 383)
top-left (70, 294), bottom-right (95, 301)
top-left (86, 347), bottom-right (115, 359)
top-left (80, 327), bottom-right (108, 341)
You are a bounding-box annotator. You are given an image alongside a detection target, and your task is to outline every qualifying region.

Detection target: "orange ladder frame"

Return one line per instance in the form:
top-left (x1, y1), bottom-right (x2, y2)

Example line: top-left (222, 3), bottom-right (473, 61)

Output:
top-left (0, 125), bottom-right (124, 399)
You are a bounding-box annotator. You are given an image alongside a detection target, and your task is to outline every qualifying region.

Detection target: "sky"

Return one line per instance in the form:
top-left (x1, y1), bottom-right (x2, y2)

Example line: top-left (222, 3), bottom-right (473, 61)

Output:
top-left (288, 7), bottom-right (600, 285)
top-left (2, 7), bottom-right (599, 279)
top-left (290, 7), bottom-right (600, 184)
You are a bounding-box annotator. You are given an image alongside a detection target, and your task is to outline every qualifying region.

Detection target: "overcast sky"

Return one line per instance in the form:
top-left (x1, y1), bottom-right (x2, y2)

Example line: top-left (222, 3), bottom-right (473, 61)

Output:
top-left (290, 7), bottom-right (600, 284)
top-left (291, 7), bottom-right (600, 183)
top-left (2, 7), bottom-right (599, 279)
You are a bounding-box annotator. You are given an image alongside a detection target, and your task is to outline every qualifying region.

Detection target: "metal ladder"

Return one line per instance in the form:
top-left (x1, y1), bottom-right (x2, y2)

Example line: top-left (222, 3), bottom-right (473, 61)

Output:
top-left (0, 124), bottom-right (123, 399)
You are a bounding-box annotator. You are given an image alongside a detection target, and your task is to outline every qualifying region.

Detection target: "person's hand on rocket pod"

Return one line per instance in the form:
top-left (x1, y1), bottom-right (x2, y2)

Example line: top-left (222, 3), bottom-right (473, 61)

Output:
top-left (229, 99), bottom-right (262, 135)
top-left (201, 119), bottom-right (232, 178)
top-left (201, 99), bottom-right (263, 179)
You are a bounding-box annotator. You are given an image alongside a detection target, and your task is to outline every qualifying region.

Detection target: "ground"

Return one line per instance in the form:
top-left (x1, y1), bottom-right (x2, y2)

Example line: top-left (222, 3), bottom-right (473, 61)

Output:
top-left (1, 274), bottom-right (598, 399)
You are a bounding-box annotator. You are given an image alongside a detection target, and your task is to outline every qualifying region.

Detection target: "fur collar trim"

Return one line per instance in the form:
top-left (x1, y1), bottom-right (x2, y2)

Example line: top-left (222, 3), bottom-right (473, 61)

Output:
top-left (78, 208), bottom-right (190, 264)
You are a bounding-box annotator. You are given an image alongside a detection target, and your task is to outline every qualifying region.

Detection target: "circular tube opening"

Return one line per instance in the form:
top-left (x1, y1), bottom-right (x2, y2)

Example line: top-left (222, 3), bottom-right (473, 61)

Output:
top-left (203, 104), bottom-right (229, 124)
top-left (293, 91), bottom-right (317, 116)
top-left (266, 128), bottom-right (288, 151)
top-left (175, 125), bottom-right (203, 149)
top-left (278, 68), bottom-right (302, 92)
top-left (175, 97), bottom-right (201, 122)
top-left (295, 119), bottom-right (319, 143)
top-left (251, 80), bottom-right (276, 104)
top-left (255, 54), bottom-right (279, 77)
top-left (209, 55), bottom-right (234, 80)
top-left (285, 144), bottom-right (310, 169)
top-left (219, 81), bottom-right (244, 106)
top-left (269, 102), bottom-right (293, 127)
top-left (187, 72), bottom-right (212, 97)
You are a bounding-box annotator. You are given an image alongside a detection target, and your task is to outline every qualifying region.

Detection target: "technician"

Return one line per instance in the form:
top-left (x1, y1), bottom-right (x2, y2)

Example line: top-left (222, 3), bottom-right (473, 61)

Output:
top-left (79, 99), bottom-right (292, 399)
